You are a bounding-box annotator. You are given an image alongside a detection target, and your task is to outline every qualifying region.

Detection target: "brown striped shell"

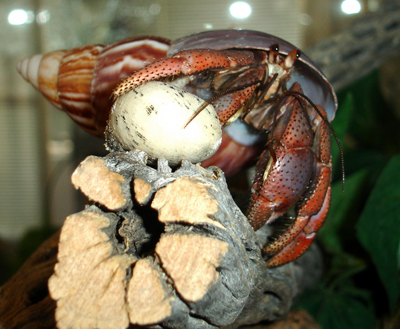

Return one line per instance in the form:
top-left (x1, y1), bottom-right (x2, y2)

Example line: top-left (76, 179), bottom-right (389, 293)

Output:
top-left (17, 36), bottom-right (171, 136)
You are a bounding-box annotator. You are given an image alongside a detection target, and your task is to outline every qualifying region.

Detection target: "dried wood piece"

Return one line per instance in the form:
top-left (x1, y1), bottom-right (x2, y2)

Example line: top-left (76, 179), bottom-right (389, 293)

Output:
top-left (48, 209), bottom-right (136, 329)
top-left (156, 234), bottom-right (229, 302)
top-left (267, 309), bottom-right (321, 329)
top-left (71, 156), bottom-right (131, 211)
top-left (151, 176), bottom-right (224, 229)
top-left (240, 309), bottom-right (321, 329)
top-left (133, 178), bottom-right (153, 205)
top-left (306, 0), bottom-right (400, 91)
top-left (127, 258), bottom-right (174, 325)
top-left (1, 150), bottom-right (322, 329)
top-left (0, 232), bottom-right (59, 329)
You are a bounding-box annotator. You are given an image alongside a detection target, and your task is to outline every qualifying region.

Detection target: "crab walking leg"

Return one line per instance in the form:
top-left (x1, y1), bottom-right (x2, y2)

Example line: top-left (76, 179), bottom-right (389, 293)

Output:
top-left (266, 187), bottom-right (331, 267)
top-left (112, 49), bottom-right (256, 98)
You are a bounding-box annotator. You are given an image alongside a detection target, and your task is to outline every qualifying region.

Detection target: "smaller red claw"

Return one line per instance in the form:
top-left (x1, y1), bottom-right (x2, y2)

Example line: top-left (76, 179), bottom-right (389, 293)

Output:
top-left (265, 187), bottom-right (331, 267)
top-left (174, 49), bottom-right (232, 74)
top-left (112, 49), bottom-right (234, 98)
top-left (113, 48), bottom-right (258, 99)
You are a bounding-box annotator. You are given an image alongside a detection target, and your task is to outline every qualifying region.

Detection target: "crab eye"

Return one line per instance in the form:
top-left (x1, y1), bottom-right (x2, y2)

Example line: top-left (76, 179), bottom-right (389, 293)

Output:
top-left (271, 44), bottom-right (279, 53)
top-left (296, 50), bottom-right (301, 59)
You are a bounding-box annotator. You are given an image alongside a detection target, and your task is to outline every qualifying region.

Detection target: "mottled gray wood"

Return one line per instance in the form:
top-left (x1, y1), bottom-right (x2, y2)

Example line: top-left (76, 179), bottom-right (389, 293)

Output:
top-left (0, 150), bottom-right (321, 329)
top-left (306, 0), bottom-right (400, 91)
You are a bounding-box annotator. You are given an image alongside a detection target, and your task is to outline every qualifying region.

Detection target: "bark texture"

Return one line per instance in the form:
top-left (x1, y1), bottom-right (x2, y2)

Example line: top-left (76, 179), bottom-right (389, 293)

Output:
top-left (0, 150), bottom-right (321, 329)
top-left (306, 0), bottom-right (400, 92)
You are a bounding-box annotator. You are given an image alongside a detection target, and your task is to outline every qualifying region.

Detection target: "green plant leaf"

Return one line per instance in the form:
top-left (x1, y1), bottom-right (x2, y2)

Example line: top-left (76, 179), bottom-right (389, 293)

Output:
top-left (340, 148), bottom-right (389, 184)
top-left (338, 71), bottom-right (400, 152)
top-left (319, 169), bottom-right (369, 253)
top-left (296, 283), bottom-right (376, 329)
top-left (357, 155), bottom-right (400, 311)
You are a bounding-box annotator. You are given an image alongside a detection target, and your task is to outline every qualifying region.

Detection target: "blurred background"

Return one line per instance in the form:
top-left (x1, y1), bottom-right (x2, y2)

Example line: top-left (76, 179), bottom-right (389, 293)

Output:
top-left (0, 0), bottom-right (395, 296)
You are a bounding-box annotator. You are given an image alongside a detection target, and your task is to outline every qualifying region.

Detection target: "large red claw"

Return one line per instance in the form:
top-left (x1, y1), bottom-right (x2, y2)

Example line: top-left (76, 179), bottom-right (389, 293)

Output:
top-left (263, 164), bottom-right (331, 255)
top-left (246, 91), bottom-right (316, 230)
top-left (246, 86), bottom-right (333, 267)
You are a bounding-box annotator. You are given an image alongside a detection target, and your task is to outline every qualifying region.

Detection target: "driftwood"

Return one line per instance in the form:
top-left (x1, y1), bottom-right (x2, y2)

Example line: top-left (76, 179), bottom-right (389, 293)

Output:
top-left (0, 232), bottom-right (59, 329)
top-left (0, 150), bottom-right (322, 329)
top-left (306, 0), bottom-right (400, 92)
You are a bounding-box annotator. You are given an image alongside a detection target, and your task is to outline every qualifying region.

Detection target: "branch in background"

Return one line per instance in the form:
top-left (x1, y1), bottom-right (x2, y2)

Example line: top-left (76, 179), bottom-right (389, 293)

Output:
top-left (306, 0), bottom-right (400, 91)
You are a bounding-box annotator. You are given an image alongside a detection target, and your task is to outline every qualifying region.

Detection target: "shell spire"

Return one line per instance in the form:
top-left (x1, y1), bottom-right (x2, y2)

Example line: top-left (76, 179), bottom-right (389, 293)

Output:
top-left (17, 37), bottom-right (171, 136)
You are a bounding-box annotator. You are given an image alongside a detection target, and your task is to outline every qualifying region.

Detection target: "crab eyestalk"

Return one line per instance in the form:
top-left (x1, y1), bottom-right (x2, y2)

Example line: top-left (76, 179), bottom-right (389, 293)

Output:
top-left (105, 81), bottom-right (222, 166)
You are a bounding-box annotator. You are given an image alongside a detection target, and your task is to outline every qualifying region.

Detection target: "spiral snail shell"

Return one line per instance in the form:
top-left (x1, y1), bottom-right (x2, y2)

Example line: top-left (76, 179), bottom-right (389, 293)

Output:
top-left (17, 36), bottom-right (171, 136)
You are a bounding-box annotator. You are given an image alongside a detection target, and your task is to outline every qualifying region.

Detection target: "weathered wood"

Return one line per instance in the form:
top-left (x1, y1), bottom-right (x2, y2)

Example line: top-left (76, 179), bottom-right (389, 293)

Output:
top-left (48, 210), bottom-right (136, 329)
top-left (0, 232), bottom-right (59, 329)
top-left (0, 150), bottom-right (322, 328)
top-left (306, 0), bottom-right (400, 91)
top-left (241, 309), bottom-right (321, 329)
top-left (71, 156), bottom-right (132, 211)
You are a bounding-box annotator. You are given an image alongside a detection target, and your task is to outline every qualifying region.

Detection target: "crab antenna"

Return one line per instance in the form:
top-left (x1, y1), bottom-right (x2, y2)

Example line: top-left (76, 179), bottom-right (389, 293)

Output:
top-left (285, 90), bottom-right (345, 192)
top-left (183, 79), bottom-right (262, 129)
top-left (243, 72), bottom-right (278, 117)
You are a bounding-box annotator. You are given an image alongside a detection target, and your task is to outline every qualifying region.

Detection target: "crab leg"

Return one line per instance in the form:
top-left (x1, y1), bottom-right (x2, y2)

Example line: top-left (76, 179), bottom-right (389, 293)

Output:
top-left (112, 49), bottom-right (256, 98)
top-left (265, 187), bottom-right (331, 267)
top-left (212, 67), bottom-right (265, 125)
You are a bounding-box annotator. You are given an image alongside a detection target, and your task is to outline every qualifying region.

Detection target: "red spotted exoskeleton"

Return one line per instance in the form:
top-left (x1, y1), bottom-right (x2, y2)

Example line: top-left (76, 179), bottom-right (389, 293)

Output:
top-left (18, 30), bottom-right (339, 267)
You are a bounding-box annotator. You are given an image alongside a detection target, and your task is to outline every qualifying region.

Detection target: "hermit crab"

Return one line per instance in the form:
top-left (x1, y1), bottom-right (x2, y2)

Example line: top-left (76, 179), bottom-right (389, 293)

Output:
top-left (17, 30), bottom-right (338, 267)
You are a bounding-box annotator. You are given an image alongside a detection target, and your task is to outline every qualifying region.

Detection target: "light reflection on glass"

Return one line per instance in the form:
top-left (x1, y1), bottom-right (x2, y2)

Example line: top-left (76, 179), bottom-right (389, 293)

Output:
top-left (8, 9), bottom-right (34, 25)
top-left (149, 3), bottom-right (161, 15)
top-left (341, 0), bottom-right (362, 14)
top-left (297, 13), bottom-right (313, 26)
top-left (229, 1), bottom-right (252, 19)
top-left (36, 10), bottom-right (50, 24)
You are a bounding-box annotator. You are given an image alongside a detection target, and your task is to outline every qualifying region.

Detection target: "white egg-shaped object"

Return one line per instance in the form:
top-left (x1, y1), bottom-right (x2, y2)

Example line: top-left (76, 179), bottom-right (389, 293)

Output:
top-left (106, 81), bottom-right (222, 165)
